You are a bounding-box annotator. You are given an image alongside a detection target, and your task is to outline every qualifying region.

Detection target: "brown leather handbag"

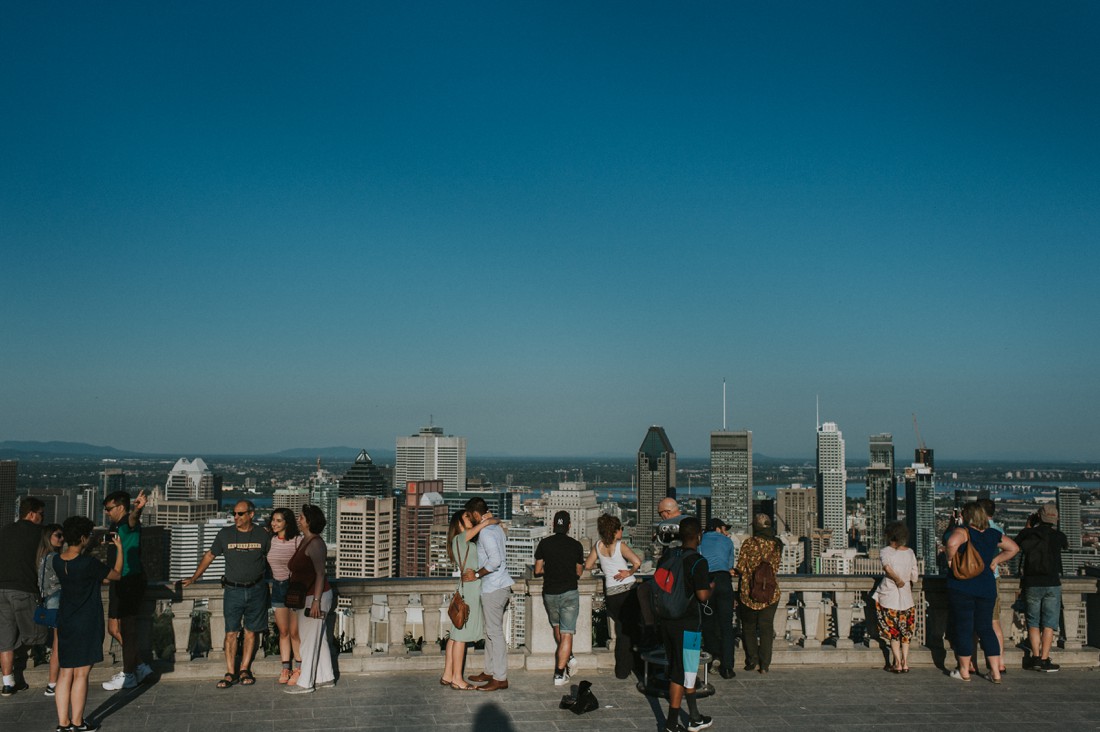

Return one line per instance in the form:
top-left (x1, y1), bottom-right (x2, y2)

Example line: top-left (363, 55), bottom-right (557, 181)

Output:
top-left (448, 542), bottom-right (471, 629)
top-left (952, 529), bottom-right (986, 580)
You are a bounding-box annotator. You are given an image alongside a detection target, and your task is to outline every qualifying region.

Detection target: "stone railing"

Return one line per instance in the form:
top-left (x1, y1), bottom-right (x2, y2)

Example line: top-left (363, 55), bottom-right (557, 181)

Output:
top-left (85, 573), bottom-right (1099, 679)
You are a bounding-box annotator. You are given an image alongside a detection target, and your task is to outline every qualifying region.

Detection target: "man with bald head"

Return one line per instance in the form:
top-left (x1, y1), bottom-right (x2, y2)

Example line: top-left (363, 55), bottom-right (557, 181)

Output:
top-left (655, 498), bottom-right (686, 548)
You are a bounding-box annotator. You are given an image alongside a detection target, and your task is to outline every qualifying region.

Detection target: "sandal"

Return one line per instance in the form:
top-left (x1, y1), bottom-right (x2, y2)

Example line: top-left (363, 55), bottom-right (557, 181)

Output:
top-left (288, 668), bottom-right (301, 686)
top-left (450, 682), bottom-right (477, 691)
top-left (216, 673), bottom-right (237, 689)
top-left (278, 668), bottom-right (291, 685)
top-left (238, 669), bottom-right (256, 686)
top-left (439, 677), bottom-right (451, 686)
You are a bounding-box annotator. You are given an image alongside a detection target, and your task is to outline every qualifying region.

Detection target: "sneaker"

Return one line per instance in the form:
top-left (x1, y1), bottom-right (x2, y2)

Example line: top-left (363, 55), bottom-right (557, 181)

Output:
top-left (554, 670), bottom-right (570, 687)
top-left (44, 683), bottom-right (56, 697)
top-left (1, 681), bottom-right (28, 696)
top-left (1039, 658), bottom-right (1061, 673)
top-left (284, 684), bottom-right (315, 694)
top-left (687, 717), bottom-right (714, 732)
top-left (663, 724), bottom-right (688, 732)
top-left (134, 663), bottom-right (154, 684)
top-left (71, 723), bottom-right (99, 731)
top-left (566, 654), bottom-right (578, 675)
top-left (1023, 656), bottom-right (1037, 671)
top-left (102, 672), bottom-right (137, 691)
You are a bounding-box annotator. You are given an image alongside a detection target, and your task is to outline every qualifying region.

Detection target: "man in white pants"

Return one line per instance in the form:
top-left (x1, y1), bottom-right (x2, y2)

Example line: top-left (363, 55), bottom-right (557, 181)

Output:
top-left (463, 497), bottom-right (513, 692)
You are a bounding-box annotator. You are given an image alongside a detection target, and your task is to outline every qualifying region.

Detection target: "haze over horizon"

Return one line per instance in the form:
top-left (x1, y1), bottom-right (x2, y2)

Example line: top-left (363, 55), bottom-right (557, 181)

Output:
top-left (3, 3), bottom-right (1098, 462)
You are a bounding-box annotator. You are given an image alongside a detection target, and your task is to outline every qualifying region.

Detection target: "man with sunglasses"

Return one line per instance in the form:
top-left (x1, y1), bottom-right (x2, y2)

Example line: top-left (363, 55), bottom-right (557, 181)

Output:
top-left (101, 489), bottom-right (154, 691)
top-left (183, 500), bottom-right (270, 688)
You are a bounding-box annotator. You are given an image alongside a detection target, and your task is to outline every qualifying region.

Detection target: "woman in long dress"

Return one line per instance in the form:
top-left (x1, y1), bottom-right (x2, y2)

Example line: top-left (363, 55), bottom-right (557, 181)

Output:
top-left (285, 504), bottom-right (334, 694)
top-left (441, 509), bottom-right (499, 691)
top-left (54, 516), bottom-right (123, 732)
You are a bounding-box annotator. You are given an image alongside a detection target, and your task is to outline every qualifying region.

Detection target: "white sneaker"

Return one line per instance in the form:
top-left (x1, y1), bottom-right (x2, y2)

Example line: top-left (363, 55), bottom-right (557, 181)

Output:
top-left (554, 670), bottom-right (570, 687)
top-left (134, 663), bottom-right (154, 683)
top-left (566, 655), bottom-right (578, 675)
top-left (102, 672), bottom-right (137, 691)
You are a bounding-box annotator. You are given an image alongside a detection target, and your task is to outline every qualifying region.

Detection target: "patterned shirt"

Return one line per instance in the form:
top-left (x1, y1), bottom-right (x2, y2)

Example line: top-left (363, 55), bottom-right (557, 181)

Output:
top-left (735, 535), bottom-right (782, 609)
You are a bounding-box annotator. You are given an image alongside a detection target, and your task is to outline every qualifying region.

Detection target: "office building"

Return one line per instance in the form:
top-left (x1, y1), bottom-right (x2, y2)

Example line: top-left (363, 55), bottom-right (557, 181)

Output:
top-left (98, 467), bottom-right (126, 525)
top-left (505, 525), bottom-right (550, 648)
top-left (543, 479), bottom-right (599, 546)
top-left (776, 483), bottom-right (817, 539)
top-left (29, 488), bottom-right (75, 526)
top-left (636, 426), bottom-right (676, 539)
top-left (1058, 485), bottom-right (1082, 549)
top-left (865, 433), bottom-right (897, 555)
top-left (165, 458), bottom-right (215, 500)
top-left (339, 450), bottom-right (390, 499)
top-left (273, 487), bottom-right (312, 516)
top-left (816, 422), bottom-right (847, 550)
top-left (395, 425), bottom-right (467, 493)
top-left (151, 497), bottom-right (221, 528)
top-left (310, 460), bottom-right (340, 546)
top-left (168, 518), bottom-right (233, 581)
top-left (710, 430), bottom-right (752, 534)
top-left (399, 481), bottom-right (449, 577)
top-left (336, 496), bottom-right (394, 579)
top-left (0, 460), bottom-right (17, 526)
top-left (904, 452), bottom-right (936, 573)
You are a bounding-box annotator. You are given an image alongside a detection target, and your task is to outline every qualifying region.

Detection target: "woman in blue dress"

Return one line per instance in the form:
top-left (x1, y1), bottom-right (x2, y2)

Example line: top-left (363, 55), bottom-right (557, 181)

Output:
top-left (945, 502), bottom-right (1018, 683)
top-left (53, 516), bottom-right (123, 732)
top-left (440, 509), bottom-right (498, 691)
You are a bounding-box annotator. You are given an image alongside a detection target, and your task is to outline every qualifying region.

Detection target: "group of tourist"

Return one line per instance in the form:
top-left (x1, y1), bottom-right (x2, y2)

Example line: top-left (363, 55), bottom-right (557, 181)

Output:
top-left (0, 494), bottom-right (340, 732)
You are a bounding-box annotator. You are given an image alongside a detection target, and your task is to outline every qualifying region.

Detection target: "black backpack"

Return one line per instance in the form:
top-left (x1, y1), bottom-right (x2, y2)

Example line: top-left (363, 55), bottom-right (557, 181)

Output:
top-left (651, 547), bottom-right (703, 620)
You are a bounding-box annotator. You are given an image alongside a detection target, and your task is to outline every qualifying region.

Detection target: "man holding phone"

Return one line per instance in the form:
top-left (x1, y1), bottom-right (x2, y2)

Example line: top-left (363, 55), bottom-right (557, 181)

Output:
top-left (102, 490), bottom-right (153, 690)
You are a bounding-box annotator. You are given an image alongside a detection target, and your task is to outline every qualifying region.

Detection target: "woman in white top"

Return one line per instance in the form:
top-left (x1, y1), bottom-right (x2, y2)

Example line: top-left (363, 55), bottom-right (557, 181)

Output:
top-left (585, 514), bottom-right (642, 679)
top-left (872, 520), bottom-right (920, 673)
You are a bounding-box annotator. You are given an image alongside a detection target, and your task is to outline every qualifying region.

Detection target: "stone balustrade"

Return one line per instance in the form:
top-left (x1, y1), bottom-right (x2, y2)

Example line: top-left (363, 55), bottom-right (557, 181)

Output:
top-left (96, 573), bottom-right (1099, 679)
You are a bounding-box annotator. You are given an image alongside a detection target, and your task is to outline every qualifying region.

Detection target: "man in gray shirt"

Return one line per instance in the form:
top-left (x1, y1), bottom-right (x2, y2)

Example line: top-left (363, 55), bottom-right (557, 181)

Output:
top-left (183, 500), bottom-right (271, 688)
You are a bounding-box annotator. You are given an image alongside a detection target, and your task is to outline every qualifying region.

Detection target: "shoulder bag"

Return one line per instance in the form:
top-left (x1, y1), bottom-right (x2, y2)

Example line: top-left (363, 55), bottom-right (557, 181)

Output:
top-left (448, 542), bottom-right (471, 630)
top-left (951, 529), bottom-right (986, 580)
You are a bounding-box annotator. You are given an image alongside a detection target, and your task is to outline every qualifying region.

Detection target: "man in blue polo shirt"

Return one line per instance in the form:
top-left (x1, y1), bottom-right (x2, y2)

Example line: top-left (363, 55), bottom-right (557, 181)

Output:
top-left (698, 518), bottom-right (736, 679)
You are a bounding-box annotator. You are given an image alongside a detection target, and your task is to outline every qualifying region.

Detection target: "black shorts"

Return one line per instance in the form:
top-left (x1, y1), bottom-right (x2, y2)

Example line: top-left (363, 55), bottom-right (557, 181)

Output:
top-left (108, 573), bottom-right (146, 619)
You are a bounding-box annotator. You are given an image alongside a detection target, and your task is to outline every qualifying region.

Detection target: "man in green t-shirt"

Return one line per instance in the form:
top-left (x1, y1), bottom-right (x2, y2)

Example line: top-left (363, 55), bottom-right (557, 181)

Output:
top-left (102, 489), bottom-right (154, 691)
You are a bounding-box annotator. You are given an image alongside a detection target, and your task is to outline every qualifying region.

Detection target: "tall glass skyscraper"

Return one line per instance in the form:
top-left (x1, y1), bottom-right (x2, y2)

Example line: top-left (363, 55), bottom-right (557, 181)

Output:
top-left (816, 422), bottom-right (847, 550)
top-left (636, 425), bottom-right (676, 535)
top-left (339, 449), bottom-right (390, 498)
top-left (710, 430), bottom-right (752, 534)
top-left (904, 448), bottom-right (936, 572)
top-left (1057, 485), bottom-right (1082, 549)
top-left (865, 433), bottom-right (897, 554)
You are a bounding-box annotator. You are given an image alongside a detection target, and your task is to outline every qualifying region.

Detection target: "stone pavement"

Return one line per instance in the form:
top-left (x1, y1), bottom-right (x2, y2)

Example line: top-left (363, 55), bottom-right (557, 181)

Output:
top-left (4, 665), bottom-right (1100, 732)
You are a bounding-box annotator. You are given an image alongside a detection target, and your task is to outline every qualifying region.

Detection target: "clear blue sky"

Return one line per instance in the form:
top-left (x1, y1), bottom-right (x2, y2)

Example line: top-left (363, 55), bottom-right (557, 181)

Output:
top-left (2, 2), bottom-right (1098, 461)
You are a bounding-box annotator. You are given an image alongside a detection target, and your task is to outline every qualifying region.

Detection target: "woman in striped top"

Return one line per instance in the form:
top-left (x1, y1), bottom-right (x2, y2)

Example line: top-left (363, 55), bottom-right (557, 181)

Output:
top-left (267, 508), bottom-right (303, 685)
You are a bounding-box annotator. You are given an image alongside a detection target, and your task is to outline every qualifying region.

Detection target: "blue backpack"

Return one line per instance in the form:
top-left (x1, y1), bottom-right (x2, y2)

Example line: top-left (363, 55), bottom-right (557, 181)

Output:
top-left (651, 547), bottom-right (703, 621)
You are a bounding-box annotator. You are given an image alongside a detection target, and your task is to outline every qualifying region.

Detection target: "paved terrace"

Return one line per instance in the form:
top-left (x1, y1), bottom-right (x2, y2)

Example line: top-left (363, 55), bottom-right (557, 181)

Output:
top-left (7, 664), bottom-right (1100, 732)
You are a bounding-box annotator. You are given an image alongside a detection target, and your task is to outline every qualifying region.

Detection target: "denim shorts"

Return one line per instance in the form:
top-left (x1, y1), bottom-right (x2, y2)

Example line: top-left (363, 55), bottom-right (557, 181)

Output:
top-left (270, 579), bottom-right (289, 609)
top-left (1024, 585), bottom-right (1062, 631)
top-left (223, 584), bottom-right (269, 633)
top-left (543, 589), bottom-right (580, 634)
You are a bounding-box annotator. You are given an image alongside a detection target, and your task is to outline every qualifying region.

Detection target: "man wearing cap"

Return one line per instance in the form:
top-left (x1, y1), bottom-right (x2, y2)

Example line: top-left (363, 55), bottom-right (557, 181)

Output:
top-left (534, 511), bottom-right (584, 686)
top-left (698, 519), bottom-right (736, 679)
top-left (1015, 503), bottom-right (1069, 672)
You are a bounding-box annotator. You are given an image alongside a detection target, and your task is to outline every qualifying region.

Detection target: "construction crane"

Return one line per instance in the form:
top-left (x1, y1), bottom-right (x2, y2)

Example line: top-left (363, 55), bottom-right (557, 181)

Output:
top-left (912, 413), bottom-right (931, 466)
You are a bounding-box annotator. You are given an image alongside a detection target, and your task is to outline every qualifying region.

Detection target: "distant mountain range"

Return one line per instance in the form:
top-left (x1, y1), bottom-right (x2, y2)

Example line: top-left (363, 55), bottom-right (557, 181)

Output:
top-left (0, 440), bottom-right (137, 457)
top-left (0, 440), bottom-right (393, 462)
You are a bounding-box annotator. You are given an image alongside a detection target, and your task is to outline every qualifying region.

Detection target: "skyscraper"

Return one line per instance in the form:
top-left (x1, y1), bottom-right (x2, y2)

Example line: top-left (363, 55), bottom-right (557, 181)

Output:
top-left (100, 467), bottom-right (126, 525)
top-left (1057, 485), bottom-right (1082, 549)
top-left (636, 426), bottom-right (676, 537)
top-left (816, 422), bottom-right (847, 550)
top-left (543, 479), bottom-right (600, 545)
top-left (399, 480), bottom-right (448, 577)
top-left (776, 483), bottom-right (817, 539)
top-left (394, 425), bottom-right (467, 493)
top-left (309, 459), bottom-right (339, 546)
top-left (336, 496), bottom-right (395, 579)
top-left (164, 458), bottom-right (215, 500)
top-left (710, 430), bottom-right (753, 534)
top-left (1, 460), bottom-right (18, 526)
top-left (339, 450), bottom-right (390, 498)
top-left (865, 433), bottom-right (897, 555)
top-left (904, 450), bottom-right (936, 572)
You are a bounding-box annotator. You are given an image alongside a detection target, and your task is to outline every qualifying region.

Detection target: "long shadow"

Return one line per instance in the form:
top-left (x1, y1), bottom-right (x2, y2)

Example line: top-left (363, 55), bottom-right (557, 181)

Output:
top-left (86, 677), bottom-right (157, 725)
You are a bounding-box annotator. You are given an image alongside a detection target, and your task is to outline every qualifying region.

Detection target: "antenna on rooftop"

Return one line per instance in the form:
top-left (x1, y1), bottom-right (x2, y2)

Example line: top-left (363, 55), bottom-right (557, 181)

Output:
top-left (816, 395), bottom-right (820, 430)
top-left (722, 378), bottom-right (727, 431)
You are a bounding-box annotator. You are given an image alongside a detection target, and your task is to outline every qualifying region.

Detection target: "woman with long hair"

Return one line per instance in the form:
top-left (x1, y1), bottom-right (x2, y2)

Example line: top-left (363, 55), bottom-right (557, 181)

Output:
top-left (945, 501), bottom-right (1018, 682)
top-left (54, 517), bottom-right (123, 732)
top-left (285, 504), bottom-right (333, 694)
top-left (441, 509), bottom-right (499, 690)
top-left (872, 521), bottom-right (919, 673)
top-left (266, 507), bottom-right (302, 685)
top-left (584, 514), bottom-right (642, 679)
top-left (37, 523), bottom-right (64, 697)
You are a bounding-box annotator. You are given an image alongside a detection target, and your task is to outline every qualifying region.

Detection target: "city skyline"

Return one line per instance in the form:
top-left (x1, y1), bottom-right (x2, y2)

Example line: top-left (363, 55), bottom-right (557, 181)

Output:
top-left (3, 4), bottom-right (1098, 461)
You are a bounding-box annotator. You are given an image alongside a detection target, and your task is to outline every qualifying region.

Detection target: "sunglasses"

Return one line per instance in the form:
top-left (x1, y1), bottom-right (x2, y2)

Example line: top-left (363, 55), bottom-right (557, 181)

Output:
top-left (233, 510), bottom-right (253, 516)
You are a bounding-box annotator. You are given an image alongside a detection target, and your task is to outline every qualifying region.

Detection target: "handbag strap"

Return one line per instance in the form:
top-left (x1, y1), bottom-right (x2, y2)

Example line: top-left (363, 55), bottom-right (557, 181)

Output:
top-left (458, 541), bottom-right (471, 588)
